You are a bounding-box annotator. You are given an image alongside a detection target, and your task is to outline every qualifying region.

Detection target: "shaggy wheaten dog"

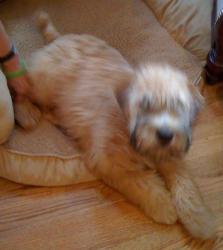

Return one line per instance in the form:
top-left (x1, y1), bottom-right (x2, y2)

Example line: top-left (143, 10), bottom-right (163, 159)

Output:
top-left (17, 12), bottom-right (216, 239)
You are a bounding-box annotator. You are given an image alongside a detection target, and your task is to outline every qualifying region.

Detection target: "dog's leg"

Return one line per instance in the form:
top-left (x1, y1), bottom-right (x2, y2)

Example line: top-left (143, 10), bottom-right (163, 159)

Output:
top-left (158, 161), bottom-right (216, 239)
top-left (90, 159), bottom-right (177, 225)
top-left (36, 12), bottom-right (60, 43)
top-left (14, 98), bottom-right (41, 130)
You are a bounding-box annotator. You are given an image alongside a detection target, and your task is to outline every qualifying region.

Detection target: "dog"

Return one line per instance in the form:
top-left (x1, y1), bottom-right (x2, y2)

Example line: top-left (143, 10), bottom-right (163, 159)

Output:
top-left (16, 12), bottom-right (216, 240)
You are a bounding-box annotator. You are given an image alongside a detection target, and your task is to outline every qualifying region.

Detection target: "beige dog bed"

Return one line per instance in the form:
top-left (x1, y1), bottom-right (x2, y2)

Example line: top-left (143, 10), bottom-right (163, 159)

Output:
top-left (0, 0), bottom-right (209, 186)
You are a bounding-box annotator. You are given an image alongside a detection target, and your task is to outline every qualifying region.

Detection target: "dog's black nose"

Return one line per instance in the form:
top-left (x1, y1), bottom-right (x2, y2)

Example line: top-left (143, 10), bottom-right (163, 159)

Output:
top-left (156, 128), bottom-right (173, 146)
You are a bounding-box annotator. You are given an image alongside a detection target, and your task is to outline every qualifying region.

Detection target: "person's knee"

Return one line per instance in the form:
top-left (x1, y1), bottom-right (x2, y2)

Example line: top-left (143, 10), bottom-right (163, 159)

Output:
top-left (0, 71), bottom-right (14, 144)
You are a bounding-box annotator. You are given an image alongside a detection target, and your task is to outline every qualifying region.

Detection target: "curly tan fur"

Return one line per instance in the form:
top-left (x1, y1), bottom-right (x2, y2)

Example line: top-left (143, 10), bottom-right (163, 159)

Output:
top-left (18, 12), bottom-right (216, 239)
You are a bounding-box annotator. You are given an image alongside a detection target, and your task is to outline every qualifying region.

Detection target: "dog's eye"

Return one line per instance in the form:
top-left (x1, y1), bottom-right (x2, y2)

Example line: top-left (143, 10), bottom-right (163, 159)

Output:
top-left (141, 96), bottom-right (150, 111)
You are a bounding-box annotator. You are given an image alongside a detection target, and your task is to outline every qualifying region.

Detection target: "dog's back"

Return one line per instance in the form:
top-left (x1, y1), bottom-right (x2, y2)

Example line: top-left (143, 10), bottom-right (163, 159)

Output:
top-left (27, 13), bottom-right (134, 153)
top-left (28, 12), bottom-right (133, 108)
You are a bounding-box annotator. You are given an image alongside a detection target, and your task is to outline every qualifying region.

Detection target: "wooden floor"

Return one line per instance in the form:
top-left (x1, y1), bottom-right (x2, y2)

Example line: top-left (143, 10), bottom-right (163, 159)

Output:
top-left (1, 83), bottom-right (223, 250)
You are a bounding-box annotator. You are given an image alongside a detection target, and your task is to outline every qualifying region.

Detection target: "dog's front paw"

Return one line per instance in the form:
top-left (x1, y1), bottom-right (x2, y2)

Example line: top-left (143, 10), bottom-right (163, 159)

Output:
top-left (173, 177), bottom-right (217, 239)
top-left (144, 188), bottom-right (177, 225)
top-left (183, 206), bottom-right (217, 240)
top-left (14, 99), bottom-right (41, 130)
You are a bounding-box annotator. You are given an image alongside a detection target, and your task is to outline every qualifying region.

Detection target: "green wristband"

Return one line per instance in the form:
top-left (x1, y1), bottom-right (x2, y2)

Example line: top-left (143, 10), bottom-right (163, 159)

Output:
top-left (4, 59), bottom-right (26, 80)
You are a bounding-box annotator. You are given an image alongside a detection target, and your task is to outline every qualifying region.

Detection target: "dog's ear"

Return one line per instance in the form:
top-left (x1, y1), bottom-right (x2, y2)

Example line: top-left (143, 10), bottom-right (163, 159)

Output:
top-left (188, 82), bottom-right (204, 123)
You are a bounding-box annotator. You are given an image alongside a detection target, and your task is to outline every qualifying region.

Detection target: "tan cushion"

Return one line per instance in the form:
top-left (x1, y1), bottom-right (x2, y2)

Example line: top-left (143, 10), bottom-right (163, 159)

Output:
top-left (0, 146), bottom-right (96, 186)
top-left (144, 0), bottom-right (212, 63)
top-left (0, 0), bottom-right (202, 186)
top-left (0, 71), bottom-right (14, 144)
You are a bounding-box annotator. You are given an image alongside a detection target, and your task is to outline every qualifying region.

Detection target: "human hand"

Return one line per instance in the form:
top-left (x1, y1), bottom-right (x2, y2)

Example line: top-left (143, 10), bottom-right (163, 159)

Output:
top-left (2, 54), bottom-right (30, 98)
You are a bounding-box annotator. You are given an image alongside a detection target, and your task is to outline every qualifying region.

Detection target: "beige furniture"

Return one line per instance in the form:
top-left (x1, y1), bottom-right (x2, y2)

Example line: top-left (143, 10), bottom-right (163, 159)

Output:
top-left (0, 71), bottom-right (14, 144)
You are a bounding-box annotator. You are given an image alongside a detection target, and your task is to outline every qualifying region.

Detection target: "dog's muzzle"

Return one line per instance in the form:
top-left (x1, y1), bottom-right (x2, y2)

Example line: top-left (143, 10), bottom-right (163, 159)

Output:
top-left (156, 127), bottom-right (174, 146)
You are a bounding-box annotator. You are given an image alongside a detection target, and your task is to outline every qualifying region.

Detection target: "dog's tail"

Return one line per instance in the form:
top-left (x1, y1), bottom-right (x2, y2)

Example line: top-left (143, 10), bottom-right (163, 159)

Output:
top-left (36, 11), bottom-right (60, 43)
